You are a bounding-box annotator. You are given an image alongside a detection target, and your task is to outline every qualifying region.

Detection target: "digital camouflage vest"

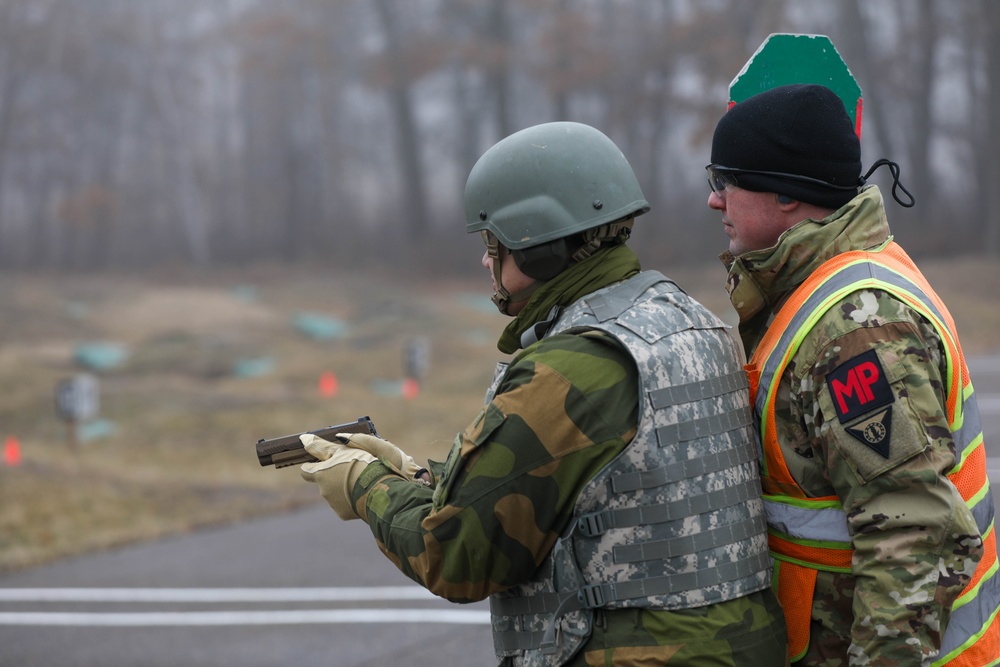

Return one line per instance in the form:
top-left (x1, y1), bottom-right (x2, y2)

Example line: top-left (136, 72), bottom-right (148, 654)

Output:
top-left (488, 271), bottom-right (772, 666)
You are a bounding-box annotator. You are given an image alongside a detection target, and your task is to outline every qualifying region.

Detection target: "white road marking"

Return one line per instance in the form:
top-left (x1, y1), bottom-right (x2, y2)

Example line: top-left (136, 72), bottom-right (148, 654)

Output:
top-left (0, 587), bottom-right (489, 626)
top-left (0, 609), bottom-right (491, 626)
top-left (0, 587), bottom-right (437, 603)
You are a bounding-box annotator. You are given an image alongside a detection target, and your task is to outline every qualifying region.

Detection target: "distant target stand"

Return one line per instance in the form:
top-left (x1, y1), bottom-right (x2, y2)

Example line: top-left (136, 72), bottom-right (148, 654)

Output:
top-left (55, 373), bottom-right (100, 450)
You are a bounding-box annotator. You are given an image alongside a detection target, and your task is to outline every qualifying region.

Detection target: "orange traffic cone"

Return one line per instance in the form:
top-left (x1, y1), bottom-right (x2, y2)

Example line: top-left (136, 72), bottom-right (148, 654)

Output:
top-left (3, 436), bottom-right (21, 467)
top-left (402, 378), bottom-right (420, 400)
top-left (319, 371), bottom-right (339, 398)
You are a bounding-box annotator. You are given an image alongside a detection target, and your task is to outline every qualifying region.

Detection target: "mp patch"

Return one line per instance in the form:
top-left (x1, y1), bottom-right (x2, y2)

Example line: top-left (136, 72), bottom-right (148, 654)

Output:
top-left (825, 349), bottom-right (895, 424)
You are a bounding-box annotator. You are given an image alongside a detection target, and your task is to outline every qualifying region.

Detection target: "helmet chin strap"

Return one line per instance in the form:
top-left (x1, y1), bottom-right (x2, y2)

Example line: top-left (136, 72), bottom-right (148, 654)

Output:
top-left (491, 279), bottom-right (540, 315)
top-left (485, 235), bottom-right (540, 315)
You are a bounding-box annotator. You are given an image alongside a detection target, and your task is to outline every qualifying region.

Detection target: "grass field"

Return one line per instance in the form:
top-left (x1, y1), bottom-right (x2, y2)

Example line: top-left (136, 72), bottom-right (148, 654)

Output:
top-left (1, 255), bottom-right (997, 572)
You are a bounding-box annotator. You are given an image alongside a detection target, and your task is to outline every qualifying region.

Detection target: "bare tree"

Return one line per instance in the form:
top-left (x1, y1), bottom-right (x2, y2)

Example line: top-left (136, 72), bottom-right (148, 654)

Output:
top-left (0, 0), bottom-right (61, 267)
top-left (907, 0), bottom-right (938, 212)
top-left (146, 21), bottom-right (213, 266)
top-left (485, 0), bottom-right (514, 138)
top-left (0, 0), bottom-right (990, 269)
top-left (837, 0), bottom-right (897, 161)
top-left (370, 0), bottom-right (432, 238)
top-left (984, 0), bottom-right (1000, 256)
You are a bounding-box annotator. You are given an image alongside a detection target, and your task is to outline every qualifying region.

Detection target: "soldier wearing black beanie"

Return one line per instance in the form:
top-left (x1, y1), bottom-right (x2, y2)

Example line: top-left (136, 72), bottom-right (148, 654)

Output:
top-left (709, 83), bottom-right (863, 210)
top-left (708, 79), bottom-right (996, 667)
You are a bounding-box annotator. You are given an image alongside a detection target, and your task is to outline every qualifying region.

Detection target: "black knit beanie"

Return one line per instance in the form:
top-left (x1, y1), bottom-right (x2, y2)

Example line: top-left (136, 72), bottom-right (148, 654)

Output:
top-left (710, 84), bottom-right (862, 209)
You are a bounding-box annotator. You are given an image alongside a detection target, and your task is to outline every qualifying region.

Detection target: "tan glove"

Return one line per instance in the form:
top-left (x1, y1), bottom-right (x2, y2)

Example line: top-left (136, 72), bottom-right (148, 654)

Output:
top-left (299, 434), bottom-right (377, 520)
top-left (336, 432), bottom-right (431, 485)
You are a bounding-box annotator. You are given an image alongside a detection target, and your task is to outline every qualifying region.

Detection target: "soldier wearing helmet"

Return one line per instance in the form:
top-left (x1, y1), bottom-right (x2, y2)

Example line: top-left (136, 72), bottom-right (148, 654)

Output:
top-left (299, 122), bottom-right (788, 665)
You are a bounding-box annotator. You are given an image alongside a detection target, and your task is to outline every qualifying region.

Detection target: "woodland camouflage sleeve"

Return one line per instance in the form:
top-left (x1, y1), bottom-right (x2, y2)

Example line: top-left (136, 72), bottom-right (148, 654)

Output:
top-left (351, 332), bottom-right (638, 603)
top-left (803, 291), bottom-right (983, 666)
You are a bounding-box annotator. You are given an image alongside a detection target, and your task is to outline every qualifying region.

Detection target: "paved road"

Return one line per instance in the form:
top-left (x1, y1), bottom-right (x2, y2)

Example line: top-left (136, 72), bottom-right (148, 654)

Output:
top-left (1, 355), bottom-right (998, 667)
top-left (974, 356), bottom-right (1000, 462)
top-left (0, 505), bottom-right (495, 667)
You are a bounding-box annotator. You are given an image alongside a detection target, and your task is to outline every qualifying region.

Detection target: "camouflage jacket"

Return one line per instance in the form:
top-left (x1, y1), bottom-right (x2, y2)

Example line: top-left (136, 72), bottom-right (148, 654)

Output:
top-left (723, 186), bottom-right (985, 666)
top-left (488, 270), bottom-right (773, 665)
top-left (353, 245), bottom-right (787, 666)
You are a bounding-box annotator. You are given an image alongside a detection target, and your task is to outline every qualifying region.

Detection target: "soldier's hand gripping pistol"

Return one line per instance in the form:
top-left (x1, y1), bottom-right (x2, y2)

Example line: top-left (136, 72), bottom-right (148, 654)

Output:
top-left (255, 416), bottom-right (379, 469)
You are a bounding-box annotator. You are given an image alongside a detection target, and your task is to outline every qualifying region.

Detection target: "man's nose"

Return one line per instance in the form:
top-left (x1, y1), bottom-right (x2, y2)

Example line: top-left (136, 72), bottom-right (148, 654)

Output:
top-left (708, 191), bottom-right (725, 210)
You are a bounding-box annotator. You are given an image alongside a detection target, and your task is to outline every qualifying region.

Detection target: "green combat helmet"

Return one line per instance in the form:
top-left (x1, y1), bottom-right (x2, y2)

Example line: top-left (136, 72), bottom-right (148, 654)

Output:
top-left (465, 121), bottom-right (650, 314)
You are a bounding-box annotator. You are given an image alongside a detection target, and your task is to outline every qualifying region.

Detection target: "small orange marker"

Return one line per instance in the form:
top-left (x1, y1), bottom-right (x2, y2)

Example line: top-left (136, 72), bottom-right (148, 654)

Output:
top-left (401, 378), bottom-right (420, 400)
top-left (3, 436), bottom-right (22, 467)
top-left (319, 371), bottom-right (339, 398)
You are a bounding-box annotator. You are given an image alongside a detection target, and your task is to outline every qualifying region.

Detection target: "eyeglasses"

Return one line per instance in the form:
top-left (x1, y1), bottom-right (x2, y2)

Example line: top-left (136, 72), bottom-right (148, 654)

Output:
top-left (705, 164), bottom-right (860, 196)
top-left (705, 167), bottom-right (738, 196)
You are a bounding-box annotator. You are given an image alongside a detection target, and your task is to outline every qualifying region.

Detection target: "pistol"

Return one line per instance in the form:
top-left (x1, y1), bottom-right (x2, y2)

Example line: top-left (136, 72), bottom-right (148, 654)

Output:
top-left (256, 416), bottom-right (379, 469)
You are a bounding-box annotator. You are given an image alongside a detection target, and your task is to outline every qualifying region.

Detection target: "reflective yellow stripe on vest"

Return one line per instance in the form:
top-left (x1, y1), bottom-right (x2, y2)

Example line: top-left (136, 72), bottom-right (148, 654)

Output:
top-left (746, 241), bottom-right (1000, 664)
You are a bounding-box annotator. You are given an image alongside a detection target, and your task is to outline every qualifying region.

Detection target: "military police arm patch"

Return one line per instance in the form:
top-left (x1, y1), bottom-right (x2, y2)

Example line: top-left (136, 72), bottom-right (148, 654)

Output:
top-left (826, 350), bottom-right (894, 425)
top-left (825, 350), bottom-right (894, 459)
top-left (822, 349), bottom-right (923, 483)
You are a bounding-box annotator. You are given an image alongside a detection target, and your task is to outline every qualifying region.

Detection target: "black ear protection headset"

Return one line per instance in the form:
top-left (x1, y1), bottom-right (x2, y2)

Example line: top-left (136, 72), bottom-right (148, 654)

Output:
top-left (511, 238), bottom-right (577, 280)
top-left (510, 218), bottom-right (634, 281)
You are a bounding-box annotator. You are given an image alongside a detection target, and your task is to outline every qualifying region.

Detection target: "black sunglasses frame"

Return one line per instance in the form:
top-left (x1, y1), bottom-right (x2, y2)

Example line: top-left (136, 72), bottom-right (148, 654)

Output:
top-left (705, 164), bottom-right (861, 195)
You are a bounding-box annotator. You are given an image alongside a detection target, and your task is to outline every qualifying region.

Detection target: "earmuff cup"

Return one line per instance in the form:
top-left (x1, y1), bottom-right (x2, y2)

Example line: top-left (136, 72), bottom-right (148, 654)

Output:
top-left (512, 239), bottom-right (574, 280)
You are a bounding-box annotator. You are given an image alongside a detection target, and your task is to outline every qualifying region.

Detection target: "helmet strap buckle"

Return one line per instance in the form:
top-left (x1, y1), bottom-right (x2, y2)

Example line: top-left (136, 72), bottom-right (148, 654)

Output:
top-left (570, 218), bottom-right (634, 263)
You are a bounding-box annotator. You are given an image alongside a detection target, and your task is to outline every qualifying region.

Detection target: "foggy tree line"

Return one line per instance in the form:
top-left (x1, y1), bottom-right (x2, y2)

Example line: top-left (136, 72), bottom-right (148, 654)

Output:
top-left (0, 0), bottom-right (996, 273)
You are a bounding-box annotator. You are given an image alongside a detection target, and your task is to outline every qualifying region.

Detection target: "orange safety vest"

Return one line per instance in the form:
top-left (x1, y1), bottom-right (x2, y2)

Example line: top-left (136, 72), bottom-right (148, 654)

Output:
top-left (745, 241), bottom-right (1000, 665)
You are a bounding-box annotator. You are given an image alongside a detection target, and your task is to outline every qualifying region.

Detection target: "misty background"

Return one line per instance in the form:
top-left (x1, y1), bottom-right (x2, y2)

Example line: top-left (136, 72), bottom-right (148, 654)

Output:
top-left (0, 0), bottom-right (997, 275)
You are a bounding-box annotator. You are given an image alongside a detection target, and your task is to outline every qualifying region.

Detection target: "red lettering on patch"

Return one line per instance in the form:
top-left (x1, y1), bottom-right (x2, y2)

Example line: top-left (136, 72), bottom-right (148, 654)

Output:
top-left (830, 360), bottom-right (879, 413)
top-left (825, 350), bottom-right (895, 424)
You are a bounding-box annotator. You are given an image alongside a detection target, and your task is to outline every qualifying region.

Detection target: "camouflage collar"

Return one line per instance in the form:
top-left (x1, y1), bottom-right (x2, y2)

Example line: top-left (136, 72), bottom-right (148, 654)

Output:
top-left (497, 244), bottom-right (641, 354)
top-left (723, 186), bottom-right (891, 345)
